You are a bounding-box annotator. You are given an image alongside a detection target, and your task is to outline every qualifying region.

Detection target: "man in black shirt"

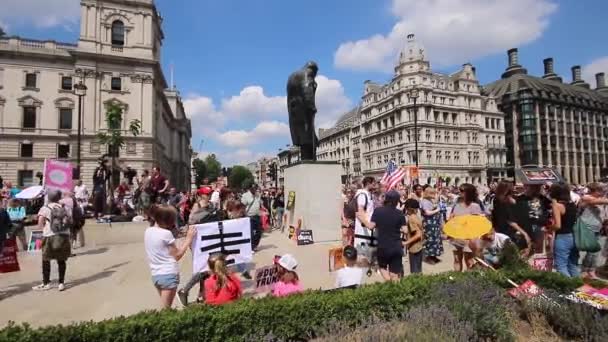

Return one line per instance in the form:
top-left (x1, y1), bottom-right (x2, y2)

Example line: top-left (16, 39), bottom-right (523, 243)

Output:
top-left (512, 184), bottom-right (551, 255)
top-left (369, 190), bottom-right (407, 281)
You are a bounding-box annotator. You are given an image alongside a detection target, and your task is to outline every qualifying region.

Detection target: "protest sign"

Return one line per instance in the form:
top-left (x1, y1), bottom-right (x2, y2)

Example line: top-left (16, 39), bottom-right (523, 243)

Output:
top-left (328, 246), bottom-right (345, 271)
top-left (28, 230), bottom-right (44, 252)
top-left (287, 191), bottom-right (296, 210)
top-left (0, 238), bottom-right (20, 273)
top-left (43, 159), bottom-right (73, 192)
top-left (508, 280), bottom-right (542, 299)
top-left (254, 264), bottom-right (280, 292)
top-left (192, 217), bottom-right (252, 274)
top-left (563, 285), bottom-right (608, 311)
top-left (297, 229), bottom-right (314, 245)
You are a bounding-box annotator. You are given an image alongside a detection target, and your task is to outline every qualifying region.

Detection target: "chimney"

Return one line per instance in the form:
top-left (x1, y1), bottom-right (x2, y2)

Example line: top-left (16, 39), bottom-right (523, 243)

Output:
top-left (507, 48), bottom-right (518, 67)
top-left (501, 48), bottom-right (527, 79)
top-left (596, 72), bottom-right (606, 89)
top-left (542, 57), bottom-right (561, 82)
top-left (571, 65), bottom-right (588, 87)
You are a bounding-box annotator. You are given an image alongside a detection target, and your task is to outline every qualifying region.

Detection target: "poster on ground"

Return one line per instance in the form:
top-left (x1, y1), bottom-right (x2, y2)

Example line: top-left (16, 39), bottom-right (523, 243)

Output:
top-left (508, 280), bottom-right (542, 299)
top-left (43, 159), bottom-right (74, 192)
top-left (191, 217), bottom-right (252, 274)
top-left (328, 246), bottom-right (345, 271)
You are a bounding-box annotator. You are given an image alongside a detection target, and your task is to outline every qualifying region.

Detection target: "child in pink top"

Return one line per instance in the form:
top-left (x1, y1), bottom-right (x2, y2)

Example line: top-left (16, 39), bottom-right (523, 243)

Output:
top-left (272, 254), bottom-right (303, 297)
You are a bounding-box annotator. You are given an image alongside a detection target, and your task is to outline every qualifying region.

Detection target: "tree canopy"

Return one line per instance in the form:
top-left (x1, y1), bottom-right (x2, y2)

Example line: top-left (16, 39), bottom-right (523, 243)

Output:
top-left (192, 158), bottom-right (206, 187)
top-left (228, 165), bottom-right (254, 190)
top-left (204, 154), bottom-right (222, 182)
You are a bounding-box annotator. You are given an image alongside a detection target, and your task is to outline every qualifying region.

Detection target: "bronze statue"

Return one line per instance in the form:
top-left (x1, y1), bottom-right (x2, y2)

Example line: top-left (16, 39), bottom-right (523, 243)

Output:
top-left (287, 61), bottom-right (318, 161)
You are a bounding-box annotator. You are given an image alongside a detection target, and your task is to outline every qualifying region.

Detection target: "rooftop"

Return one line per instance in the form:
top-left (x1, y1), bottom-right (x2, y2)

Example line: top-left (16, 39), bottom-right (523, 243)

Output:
top-left (318, 106), bottom-right (360, 140)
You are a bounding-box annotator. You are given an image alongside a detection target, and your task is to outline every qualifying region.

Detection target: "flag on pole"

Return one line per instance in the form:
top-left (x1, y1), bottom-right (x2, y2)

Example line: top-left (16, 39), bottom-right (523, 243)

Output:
top-left (380, 160), bottom-right (406, 190)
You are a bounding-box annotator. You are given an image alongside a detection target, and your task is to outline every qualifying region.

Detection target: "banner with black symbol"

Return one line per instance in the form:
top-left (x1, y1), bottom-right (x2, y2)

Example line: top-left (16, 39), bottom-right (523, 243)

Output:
top-left (192, 217), bottom-right (253, 273)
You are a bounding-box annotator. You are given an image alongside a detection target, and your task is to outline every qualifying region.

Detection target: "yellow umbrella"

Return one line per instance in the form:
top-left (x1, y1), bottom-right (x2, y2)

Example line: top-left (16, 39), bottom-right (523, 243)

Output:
top-left (444, 215), bottom-right (492, 240)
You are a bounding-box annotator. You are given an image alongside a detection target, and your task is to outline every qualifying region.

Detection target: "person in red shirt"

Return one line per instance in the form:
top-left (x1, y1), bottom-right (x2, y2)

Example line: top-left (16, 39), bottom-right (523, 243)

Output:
top-left (150, 166), bottom-right (169, 204)
top-left (203, 253), bottom-right (242, 305)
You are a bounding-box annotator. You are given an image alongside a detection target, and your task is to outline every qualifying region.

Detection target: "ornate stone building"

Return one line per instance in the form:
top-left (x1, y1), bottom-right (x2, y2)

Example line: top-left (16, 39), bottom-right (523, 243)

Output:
top-left (277, 146), bottom-right (300, 188)
top-left (0, 0), bottom-right (192, 190)
top-left (483, 49), bottom-right (608, 184)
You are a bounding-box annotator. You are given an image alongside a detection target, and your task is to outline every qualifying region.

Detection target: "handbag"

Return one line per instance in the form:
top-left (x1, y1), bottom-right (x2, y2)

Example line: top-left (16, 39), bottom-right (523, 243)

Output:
top-left (573, 218), bottom-right (601, 253)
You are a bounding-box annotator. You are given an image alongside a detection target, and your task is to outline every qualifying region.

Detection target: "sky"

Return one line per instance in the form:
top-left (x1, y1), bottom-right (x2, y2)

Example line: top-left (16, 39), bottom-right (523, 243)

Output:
top-left (2, 0), bottom-right (608, 166)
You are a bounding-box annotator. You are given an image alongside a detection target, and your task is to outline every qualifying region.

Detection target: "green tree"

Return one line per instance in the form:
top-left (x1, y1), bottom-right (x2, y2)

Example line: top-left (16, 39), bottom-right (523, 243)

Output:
top-left (204, 154), bottom-right (222, 181)
top-left (192, 158), bottom-right (207, 187)
top-left (97, 103), bottom-right (141, 193)
top-left (229, 165), bottom-right (254, 190)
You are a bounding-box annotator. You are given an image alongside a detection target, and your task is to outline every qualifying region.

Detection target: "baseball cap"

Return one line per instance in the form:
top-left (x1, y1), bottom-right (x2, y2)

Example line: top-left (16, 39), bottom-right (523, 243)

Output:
top-left (385, 190), bottom-right (400, 202)
top-left (197, 186), bottom-right (212, 195)
top-left (278, 254), bottom-right (298, 271)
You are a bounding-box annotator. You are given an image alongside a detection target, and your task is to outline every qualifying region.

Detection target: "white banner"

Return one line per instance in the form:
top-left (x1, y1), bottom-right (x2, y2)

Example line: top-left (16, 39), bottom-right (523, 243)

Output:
top-left (192, 217), bottom-right (252, 274)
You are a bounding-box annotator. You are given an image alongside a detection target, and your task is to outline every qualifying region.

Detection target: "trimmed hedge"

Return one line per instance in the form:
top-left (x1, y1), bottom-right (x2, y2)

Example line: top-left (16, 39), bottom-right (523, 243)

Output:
top-left (0, 269), bottom-right (594, 342)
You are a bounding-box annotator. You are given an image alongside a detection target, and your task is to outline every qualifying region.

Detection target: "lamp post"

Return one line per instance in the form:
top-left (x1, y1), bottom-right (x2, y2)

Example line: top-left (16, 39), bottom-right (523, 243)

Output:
top-left (73, 82), bottom-right (87, 179)
top-left (409, 88), bottom-right (419, 169)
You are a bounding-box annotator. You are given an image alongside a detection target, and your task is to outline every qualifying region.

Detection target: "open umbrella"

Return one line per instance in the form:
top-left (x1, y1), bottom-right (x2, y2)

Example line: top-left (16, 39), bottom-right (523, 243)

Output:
top-left (443, 214), bottom-right (492, 240)
top-left (15, 185), bottom-right (44, 200)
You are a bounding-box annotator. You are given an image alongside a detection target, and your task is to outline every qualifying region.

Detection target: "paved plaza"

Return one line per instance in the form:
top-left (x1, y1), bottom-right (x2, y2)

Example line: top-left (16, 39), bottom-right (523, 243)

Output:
top-left (0, 221), bottom-right (455, 328)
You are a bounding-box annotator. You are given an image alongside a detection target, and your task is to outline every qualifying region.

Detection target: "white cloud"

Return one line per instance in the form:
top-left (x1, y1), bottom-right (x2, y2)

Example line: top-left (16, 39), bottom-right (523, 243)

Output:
top-left (334, 0), bottom-right (557, 72)
top-left (0, 0), bottom-right (80, 29)
top-left (315, 75), bottom-right (353, 128)
top-left (221, 86), bottom-right (285, 118)
top-left (220, 149), bottom-right (276, 166)
top-left (218, 121), bottom-right (289, 148)
top-left (582, 56), bottom-right (608, 87)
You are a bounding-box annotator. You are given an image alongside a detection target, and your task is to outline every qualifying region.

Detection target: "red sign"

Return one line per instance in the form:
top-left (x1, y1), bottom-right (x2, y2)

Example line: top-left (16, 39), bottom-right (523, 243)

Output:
top-left (508, 280), bottom-right (542, 299)
top-left (0, 238), bottom-right (21, 273)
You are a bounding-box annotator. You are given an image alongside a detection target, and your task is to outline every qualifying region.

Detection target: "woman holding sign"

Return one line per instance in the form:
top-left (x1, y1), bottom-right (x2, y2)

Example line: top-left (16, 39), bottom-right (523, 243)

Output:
top-left (144, 205), bottom-right (196, 309)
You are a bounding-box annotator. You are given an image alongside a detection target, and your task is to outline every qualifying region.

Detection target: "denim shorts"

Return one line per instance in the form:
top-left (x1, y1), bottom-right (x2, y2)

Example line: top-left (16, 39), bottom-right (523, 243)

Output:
top-left (152, 274), bottom-right (180, 290)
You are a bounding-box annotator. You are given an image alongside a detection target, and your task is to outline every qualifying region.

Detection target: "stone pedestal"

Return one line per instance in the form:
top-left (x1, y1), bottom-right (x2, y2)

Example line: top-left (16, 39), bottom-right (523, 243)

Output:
top-left (284, 161), bottom-right (342, 243)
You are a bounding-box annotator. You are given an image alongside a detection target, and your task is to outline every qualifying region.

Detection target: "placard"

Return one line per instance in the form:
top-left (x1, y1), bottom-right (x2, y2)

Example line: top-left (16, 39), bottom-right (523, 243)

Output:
top-left (515, 167), bottom-right (564, 185)
top-left (288, 225), bottom-right (296, 240)
top-left (0, 238), bottom-right (20, 273)
top-left (287, 191), bottom-right (296, 210)
top-left (43, 159), bottom-right (74, 192)
top-left (297, 229), bottom-right (314, 245)
top-left (563, 285), bottom-right (608, 311)
top-left (192, 217), bottom-right (252, 274)
top-left (328, 246), bottom-right (345, 271)
top-left (254, 264), bottom-right (280, 292)
top-left (508, 280), bottom-right (542, 299)
top-left (28, 230), bottom-right (44, 252)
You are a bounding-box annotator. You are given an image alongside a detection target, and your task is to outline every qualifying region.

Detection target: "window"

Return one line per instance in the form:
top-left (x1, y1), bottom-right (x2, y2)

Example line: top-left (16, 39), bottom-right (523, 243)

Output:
top-left (112, 20), bottom-right (125, 46)
top-left (25, 73), bottom-right (37, 88)
top-left (20, 143), bottom-right (33, 158)
top-left (61, 76), bottom-right (72, 90)
top-left (18, 170), bottom-right (34, 187)
top-left (111, 77), bottom-right (122, 91)
top-left (22, 106), bottom-right (36, 129)
top-left (57, 144), bottom-right (70, 159)
top-left (59, 108), bottom-right (73, 130)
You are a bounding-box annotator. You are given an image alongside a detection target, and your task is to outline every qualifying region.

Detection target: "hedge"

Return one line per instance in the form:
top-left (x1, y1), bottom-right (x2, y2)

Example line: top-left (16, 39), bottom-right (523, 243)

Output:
top-left (0, 269), bottom-right (594, 342)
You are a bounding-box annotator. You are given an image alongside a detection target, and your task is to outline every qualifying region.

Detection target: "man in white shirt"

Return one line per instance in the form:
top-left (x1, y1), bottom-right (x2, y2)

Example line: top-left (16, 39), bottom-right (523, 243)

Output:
top-left (354, 176), bottom-right (377, 255)
top-left (74, 180), bottom-right (89, 209)
top-left (241, 182), bottom-right (262, 250)
top-left (210, 183), bottom-right (222, 209)
top-left (335, 245), bottom-right (364, 288)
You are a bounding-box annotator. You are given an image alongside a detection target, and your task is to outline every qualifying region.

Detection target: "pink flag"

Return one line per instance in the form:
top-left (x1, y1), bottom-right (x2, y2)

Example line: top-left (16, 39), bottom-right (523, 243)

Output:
top-left (44, 159), bottom-right (73, 192)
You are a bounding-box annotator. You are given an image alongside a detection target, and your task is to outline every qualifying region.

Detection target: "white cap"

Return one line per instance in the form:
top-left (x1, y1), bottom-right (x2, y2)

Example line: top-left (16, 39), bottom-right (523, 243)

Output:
top-left (278, 254), bottom-right (298, 271)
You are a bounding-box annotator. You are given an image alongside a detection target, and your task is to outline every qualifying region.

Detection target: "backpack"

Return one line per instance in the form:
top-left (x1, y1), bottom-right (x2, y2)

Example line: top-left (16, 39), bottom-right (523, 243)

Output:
top-left (344, 193), bottom-right (368, 221)
top-left (188, 205), bottom-right (219, 225)
top-left (573, 207), bottom-right (602, 253)
top-left (46, 204), bottom-right (73, 234)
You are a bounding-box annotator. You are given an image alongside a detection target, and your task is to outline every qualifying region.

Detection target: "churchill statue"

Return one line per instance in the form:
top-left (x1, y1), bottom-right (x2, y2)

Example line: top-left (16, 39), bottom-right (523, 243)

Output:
top-left (287, 61), bottom-right (318, 161)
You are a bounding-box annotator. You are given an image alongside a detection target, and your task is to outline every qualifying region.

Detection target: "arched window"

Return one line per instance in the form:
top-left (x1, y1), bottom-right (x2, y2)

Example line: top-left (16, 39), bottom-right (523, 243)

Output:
top-left (111, 20), bottom-right (125, 46)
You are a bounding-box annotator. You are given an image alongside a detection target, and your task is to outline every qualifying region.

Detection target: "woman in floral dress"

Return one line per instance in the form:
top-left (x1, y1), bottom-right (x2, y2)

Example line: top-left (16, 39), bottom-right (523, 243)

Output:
top-left (420, 187), bottom-right (443, 264)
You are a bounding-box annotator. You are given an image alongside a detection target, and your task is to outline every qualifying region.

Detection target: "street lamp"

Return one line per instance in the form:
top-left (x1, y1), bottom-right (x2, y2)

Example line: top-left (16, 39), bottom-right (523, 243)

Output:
top-left (409, 88), bottom-right (419, 169)
top-left (73, 82), bottom-right (87, 180)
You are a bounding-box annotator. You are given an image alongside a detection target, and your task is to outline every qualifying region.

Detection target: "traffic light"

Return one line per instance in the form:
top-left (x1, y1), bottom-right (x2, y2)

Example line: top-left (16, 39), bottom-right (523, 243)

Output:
top-left (266, 163), bottom-right (278, 181)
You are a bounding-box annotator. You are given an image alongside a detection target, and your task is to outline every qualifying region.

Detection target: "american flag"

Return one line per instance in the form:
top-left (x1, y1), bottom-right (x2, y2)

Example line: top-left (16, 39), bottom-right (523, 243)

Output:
top-left (380, 160), bottom-right (406, 190)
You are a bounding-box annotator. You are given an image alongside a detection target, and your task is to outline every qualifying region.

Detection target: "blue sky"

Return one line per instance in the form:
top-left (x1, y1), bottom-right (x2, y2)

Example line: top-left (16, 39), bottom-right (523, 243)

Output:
top-left (2, 0), bottom-right (608, 165)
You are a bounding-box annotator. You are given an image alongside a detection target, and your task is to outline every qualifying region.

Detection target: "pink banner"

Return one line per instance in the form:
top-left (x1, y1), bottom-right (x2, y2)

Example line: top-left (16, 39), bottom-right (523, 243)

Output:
top-left (44, 159), bottom-right (73, 192)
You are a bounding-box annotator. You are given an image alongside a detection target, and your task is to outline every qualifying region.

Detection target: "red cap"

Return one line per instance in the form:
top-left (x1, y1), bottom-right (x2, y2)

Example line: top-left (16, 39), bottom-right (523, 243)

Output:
top-left (197, 187), bottom-right (212, 195)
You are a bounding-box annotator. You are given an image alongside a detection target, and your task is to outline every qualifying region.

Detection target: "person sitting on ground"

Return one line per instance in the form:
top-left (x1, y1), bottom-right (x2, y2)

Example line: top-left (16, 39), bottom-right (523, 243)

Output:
top-left (475, 229), bottom-right (512, 268)
top-left (144, 204), bottom-right (196, 309)
top-left (334, 245), bottom-right (364, 288)
top-left (7, 198), bottom-right (27, 251)
top-left (272, 254), bottom-right (303, 297)
top-left (404, 199), bottom-right (424, 274)
top-left (203, 253), bottom-right (242, 305)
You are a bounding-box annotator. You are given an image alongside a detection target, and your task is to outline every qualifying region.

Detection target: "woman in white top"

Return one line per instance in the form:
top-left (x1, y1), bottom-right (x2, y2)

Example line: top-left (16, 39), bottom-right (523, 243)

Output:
top-left (144, 205), bottom-right (196, 308)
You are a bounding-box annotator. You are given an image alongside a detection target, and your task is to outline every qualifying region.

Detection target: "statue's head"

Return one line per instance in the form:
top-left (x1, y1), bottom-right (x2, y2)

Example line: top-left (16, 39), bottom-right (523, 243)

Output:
top-left (304, 61), bottom-right (318, 77)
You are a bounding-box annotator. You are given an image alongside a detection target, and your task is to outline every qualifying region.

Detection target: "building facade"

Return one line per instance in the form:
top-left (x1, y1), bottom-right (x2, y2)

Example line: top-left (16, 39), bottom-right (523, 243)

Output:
top-left (318, 34), bottom-right (507, 185)
top-left (0, 0), bottom-right (192, 190)
top-left (484, 49), bottom-right (608, 184)
top-left (277, 146), bottom-right (300, 188)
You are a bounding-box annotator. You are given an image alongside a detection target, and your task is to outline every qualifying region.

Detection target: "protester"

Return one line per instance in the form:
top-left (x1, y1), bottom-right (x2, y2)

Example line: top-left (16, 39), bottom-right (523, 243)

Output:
top-left (354, 176), bottom-right (376, 261)
top-left (0, 201), bottom-right (11, 250)
top-left (7, 198), bottom-right (27, 251)
top-left (167, 188), bottom-right (182, 208)
top-left (492, 181), bottom-right (531, 249)
top-left (241, 182), bottom-right (262, 251)
top-left (150, 167), bottom-right (169, 204)
top-left (334, 245), bottom-right (364, 288)
top-left (475, 229), bottom-right (512, 268)
top-left (92, 163), bottom-right (108, 219)
top-left (273, 189), bottom-right (285, 231)
top-left (74, 180), bottom-right (89, 213)
top-left (512, 183), bottom-right (551, 255)
top-left (420, 187), bottom-right (443, 264)
top-left (203, 253), bottom-right (242, 305)
top-left (404, 198), bottom-right (424, 274)
top-left (33, 189), bottom-right (72, 292)
top-left (210, 183), bottom-right (222, 209)
top-left (549, 183), bottom-right (579, 277)
top-left (272, 254), bottom-right (302, 297)
top-left (144, 205), bottom-right (196, 309)
top-left (409, 184), bottom-right (423, 202)
top-left (189, 186), bottom-right (217, 224)
top-left (138, 170), bottom-right (152, 218)
top-left (368, 190), bottom-right (407, 281)
top-left (578, 182), bottom-right (608, 279)
top-left (449, 183), bottom-right (483, 272)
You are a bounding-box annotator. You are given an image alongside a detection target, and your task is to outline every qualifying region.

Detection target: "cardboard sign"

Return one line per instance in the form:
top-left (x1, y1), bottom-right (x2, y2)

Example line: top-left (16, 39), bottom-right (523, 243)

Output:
top-left (508, 280), bottom-right (542, 299)
top-left (192, 218), bottom-right (252, 273)
top-left (254, 264), bottom-right (280, 292)
top-left (43, 159), bottom-right (74, 192)
top-left (328, 246), bottom-right (345, 271)
top-left (28, 230), bottom-right (44, 252)
top-left (515, 167), bottom-right (564, 185)
top-left (529, 253), bottom-right (553, 271)
top-left (0, 238), bottom-right (20, 273)
top-left (287, 191), bottom-right (296, 210)
top-left (297, 229), bottom-right (314, 245)
top-left (288, 226), bottom-right (296, 240)
top-left (563, 285), bottom-right (608, 311)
